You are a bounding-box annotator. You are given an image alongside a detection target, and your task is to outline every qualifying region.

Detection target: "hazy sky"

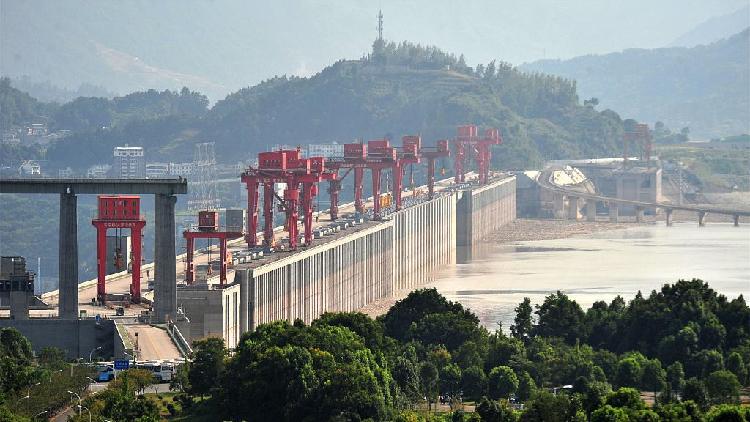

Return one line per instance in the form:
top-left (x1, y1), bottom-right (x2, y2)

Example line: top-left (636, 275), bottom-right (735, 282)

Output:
top-left (2, 0), bottom-right (748, 98)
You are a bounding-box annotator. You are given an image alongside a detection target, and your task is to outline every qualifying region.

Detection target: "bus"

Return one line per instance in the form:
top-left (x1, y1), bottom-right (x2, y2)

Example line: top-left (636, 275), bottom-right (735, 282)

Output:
top-left (134, 360), bottom-right (174, 383)
top-left (96, 363), bottom-right (115, 382)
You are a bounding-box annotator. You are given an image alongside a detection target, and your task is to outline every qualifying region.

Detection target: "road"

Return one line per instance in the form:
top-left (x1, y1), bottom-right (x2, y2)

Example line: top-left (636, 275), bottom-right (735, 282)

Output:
top-left (124, 324), bottom-right (182, 361)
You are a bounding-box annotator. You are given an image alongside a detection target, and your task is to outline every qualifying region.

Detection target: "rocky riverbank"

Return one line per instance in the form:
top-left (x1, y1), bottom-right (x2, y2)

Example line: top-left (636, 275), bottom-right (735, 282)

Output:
top-left (485, 218), bottom-right (632, 243)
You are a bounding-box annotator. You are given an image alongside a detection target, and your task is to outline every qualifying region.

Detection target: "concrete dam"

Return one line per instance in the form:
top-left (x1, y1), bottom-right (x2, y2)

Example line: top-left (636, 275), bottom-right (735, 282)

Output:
top-left (180, 175), bottom-right (516, 348)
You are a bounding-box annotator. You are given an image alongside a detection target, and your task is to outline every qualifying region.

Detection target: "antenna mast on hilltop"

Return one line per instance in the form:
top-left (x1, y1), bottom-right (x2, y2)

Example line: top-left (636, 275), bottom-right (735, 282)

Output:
top-left (377, 9), bottom-right (383, 41)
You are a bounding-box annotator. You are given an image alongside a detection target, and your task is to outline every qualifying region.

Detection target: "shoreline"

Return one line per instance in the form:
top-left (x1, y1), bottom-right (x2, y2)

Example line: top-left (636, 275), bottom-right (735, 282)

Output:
top-left (356, 218), bottom-right (635, 318)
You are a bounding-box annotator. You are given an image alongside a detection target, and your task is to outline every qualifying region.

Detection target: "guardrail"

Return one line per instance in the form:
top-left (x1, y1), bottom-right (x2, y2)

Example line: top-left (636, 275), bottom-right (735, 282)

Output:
top-left (166, 321), bottom-right (192, 357)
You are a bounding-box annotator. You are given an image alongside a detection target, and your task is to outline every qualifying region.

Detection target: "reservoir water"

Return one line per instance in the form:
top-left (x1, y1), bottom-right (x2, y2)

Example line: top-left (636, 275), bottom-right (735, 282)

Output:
top-left (430, 222), bottom-right (750, 330)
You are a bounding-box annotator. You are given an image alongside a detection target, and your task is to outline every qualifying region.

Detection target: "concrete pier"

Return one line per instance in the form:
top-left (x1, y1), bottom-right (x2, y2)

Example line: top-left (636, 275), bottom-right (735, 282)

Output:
top-left (635, 206), bottom-right (644, 223)
top-left (666, 209), bottom-right (673, 226)
top-left (58, 192), bottom-right (78, 319)
top-left (608, 203), bottom-right (619, 223)
top-left (567, 196), bottom-right (579, 221)
top-left (734, 215), bottom-right (740, 227)
top-left (154, 194), bottom-right (177, 323)
top-left (586, 199), bottom-right (597, 222)
top-left (554, 194), bottom-right (566, 220)
top-left (698, 211), bottom-right (707, 227)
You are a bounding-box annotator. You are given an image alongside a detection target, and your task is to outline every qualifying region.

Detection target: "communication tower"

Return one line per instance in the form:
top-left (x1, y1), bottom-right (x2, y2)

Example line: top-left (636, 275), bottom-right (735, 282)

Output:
top-left (189, 142), bottom-right (220, 211)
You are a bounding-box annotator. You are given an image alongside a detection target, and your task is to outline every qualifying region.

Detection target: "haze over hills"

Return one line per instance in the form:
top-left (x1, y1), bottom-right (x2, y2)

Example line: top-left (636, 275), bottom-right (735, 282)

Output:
top-left (4, 42), bottom-right (625, 172)
top-left (668, 5), bottom-right (749, 47)
top-left (2, 0), bottom-right (746, 102)
top-left (522, 29), bottom-right (750, 139)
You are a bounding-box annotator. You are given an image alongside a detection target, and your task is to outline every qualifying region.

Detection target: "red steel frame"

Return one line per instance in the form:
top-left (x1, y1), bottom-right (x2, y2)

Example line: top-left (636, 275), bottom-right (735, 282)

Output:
top-left (92, 196), bottom-right (145, 303)
top-left (241, 148), bottom-right (334, 251)
top-left (452, 125), bottom-right (502, 185)
top-left (422, 140), bottom-right (450, 199)
top-left (184, 230), bottom-right (242, 285)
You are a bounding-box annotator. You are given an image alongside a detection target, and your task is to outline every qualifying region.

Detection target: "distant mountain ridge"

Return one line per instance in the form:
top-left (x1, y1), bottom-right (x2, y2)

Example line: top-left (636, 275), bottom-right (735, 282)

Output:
top-left (522, 29), bottom-right (750, 138)
top-left (668, 5), bottom-right (749, 47)
top-left (2, 41), bottom-right (628, 172)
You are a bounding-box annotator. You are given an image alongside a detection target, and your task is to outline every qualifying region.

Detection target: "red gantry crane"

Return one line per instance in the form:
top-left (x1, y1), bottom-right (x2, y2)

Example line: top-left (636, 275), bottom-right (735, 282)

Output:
top-left (421, 139), bottom-right (450, 200)
top-left (92, 196), bottom-right (146, 303)
top-left (241, 148), bottom-right (333, 251)
top-left (183, 211), bottom-right (242, 286)
top-left (452, 125), bottom-right (503, 185)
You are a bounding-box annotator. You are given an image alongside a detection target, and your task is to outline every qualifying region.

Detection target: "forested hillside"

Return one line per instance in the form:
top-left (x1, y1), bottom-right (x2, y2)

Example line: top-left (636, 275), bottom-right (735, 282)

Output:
top-left (11, 41), bottom-right (628, 171)
top-left (523, 29), bottom-right (750, 139)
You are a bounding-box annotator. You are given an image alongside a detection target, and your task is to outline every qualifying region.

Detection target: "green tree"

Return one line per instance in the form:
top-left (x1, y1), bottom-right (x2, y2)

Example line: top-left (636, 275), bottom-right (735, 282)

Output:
top-left (590, 405), bottom-right (629, 422)
top-left (533, 291), bottom-right (586, 344)
top-left (519, 391), bottom-right (576, 422)
top-left (725, 352), bottom-right (747, 385)
top-left (187, 337), bottom-right (227, 397)
top-left (38, 347), bottom-right (66, 370)
top-left (476, 396), bottom-right (517, 422)
top-left (440, 364), bottom-right (462, 397)
top-left (461, 366), bottom-right (488, 400)
top-left (641, 359), bottom-right (666, 402)
top-left (666, 361), bottom-right (685, 391)
top-left (704, 370), bottom-right (740, 404)
top-left (420, 361), bottom-right (439, 410)
top-left (511, 298), bottom-right (533, 341)
top-left (488, 366), bottom-right (518, 400)
top-left (615, 357), bottom-right (642, 388)
top-left (682, 378), bottom-right (709, 410)
top-left (392, 356), bottom-right (421, 404)
top-left (605, 387), bottom-right (645, 410)
top-left (703, 404), bottom-right (749, 422)
top-left (516, 371), bottom-right (536, 402)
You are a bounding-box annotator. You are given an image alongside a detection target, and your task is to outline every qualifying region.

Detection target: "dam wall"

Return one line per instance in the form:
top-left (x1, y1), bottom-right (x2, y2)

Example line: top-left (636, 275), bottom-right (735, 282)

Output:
top-left (247, 223), bottom-right (394, 330)
top-left (457, 176), bottom-right (516, 249)
top-left (183, 176), bottom-right (516, 342)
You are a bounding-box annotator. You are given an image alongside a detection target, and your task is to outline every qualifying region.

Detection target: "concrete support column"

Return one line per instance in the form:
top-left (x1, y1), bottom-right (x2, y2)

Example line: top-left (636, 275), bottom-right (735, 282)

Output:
top-left (154, 194), bottom-right (177, 323)
top-left (9, 291), bottom-right (29, 320)
top-left (586, 200), bottom-right (597, 222)
top-left (554, 194), bottom-right (566, 220)
top-left (635, 206), bottom-right (644, 223)
top-left (733, 215), bottom-right (740, 227)
top-left (568, 196), bottom-right (579, 221)
top-left (59, 192), bottom-right (78, 319)
top-left (665, 209), bottom-right (673, 226)
top-left (237, 269), bottom-right (249, 334)
top-left (698, 211), bottom-right (707, 227)
top-left (608, 203), bottom-right (619, 223)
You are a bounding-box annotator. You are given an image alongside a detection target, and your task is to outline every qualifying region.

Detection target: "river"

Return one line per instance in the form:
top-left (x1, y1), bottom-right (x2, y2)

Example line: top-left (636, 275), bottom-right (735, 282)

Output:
top-left (430, 222), bottom-right (750, 330)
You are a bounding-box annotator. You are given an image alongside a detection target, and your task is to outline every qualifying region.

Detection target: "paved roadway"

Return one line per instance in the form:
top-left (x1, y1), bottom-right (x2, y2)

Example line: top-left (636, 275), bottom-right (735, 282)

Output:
top-left (124, 324), bottom-right (182, 361)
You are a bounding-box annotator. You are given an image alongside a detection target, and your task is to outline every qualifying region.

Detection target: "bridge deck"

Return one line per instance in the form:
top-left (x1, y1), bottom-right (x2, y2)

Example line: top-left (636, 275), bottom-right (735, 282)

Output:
top-left (0, 178), bottom-right (188, 195)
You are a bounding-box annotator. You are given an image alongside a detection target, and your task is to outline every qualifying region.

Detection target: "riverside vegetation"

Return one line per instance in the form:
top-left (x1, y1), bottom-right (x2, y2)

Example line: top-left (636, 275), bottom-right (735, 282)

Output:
top-left (0, 279), bottom-right (747, 421)
top-left (162, 279), bottom-right (748, 421)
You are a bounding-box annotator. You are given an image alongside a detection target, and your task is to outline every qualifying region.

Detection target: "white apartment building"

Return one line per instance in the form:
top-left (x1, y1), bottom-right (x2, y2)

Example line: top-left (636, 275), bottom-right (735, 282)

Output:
top-left (113, 145), bottom-right (145, 178)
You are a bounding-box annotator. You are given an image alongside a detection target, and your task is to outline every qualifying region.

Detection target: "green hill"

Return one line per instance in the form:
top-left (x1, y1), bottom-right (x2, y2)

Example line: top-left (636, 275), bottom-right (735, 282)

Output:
top-left (522, 29), bottom-right (750, 139)
top-left (40, 42), bottom-right (626, 171)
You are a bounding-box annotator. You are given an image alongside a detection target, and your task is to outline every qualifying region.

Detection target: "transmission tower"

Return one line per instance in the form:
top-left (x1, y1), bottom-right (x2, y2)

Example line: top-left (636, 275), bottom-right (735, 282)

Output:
top-left (188, 142), bottom-right (220, 211)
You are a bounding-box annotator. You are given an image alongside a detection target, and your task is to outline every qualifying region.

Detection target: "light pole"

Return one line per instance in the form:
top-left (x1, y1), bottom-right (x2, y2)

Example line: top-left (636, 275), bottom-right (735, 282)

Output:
top-left (89, 346), bottom-right (102, 363)
top-left (34, 410), bottom-right (47, 421)
top-left (67, 390), bottom-right (82, 415)
top-left (49, 368), bottom-right (63, 382)
top-left (79, 404), bottom-right (92, 422)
